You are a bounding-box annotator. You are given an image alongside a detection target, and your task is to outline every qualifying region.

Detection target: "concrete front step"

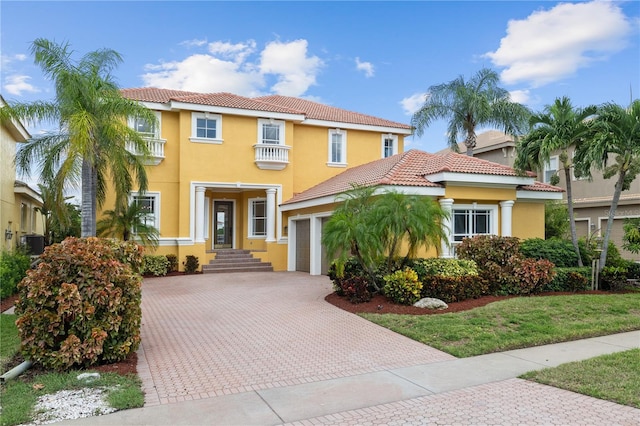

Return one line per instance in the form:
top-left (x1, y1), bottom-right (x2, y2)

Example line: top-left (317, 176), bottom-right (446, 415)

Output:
top-left (202, 264), bottom-right (274, 273)
top-left (203, 249), bottom-right (273, 273)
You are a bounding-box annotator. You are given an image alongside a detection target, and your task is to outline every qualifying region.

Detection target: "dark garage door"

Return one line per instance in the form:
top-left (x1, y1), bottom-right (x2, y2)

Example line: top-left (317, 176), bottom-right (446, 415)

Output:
top-left (296, 219), bottom-right (310, 272)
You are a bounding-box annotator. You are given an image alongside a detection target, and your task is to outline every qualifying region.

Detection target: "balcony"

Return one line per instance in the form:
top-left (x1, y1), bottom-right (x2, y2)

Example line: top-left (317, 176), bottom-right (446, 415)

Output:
top-left (127, 135), bottom-right (166, 165)
top-left (253, 143), bottom-right (291, 170)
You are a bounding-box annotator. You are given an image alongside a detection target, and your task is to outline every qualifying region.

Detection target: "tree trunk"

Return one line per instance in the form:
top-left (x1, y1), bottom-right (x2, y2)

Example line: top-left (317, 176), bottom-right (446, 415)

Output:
top-left (464, 132), bottom-right (476, 157)
top-left (599, 169), bottom-right (626, 272)
top-left (80, 159), bottom-right (97, 237)
top-left (563, 166), bottom-right (583, 267)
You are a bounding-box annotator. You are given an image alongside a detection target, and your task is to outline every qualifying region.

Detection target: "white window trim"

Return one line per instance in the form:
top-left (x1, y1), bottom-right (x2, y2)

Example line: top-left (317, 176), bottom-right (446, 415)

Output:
top-left (248, 197), bottom-right (267, 239)
top-left (381, 133), bottom-right (398, 158)
top-left (130, 191), bottom-right (161, 232)
top-left (543, 155), bottom-right (559, 184)
top-left (129, 111), bottom-right (162, 139)
top-left (451, 204), bottom-right (499, 243)
top-left (327, 128), bottom-right (347, 166)
top-left (190, 112), bottom-right (223, 144)
top-left (257, 118), bottom-right (285, 145)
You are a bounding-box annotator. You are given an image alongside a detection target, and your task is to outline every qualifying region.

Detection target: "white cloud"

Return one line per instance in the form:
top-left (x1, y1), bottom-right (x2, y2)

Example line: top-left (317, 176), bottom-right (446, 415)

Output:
top-left (509, 89), bottom-right (530, 104)
top-left (142, 54), bottom-right (264, 95)
top-left (400, 92), bottom-right (428, 115)
top-left (485, 1), bottom-right (633, 87)
top-left (179, 38), bottom-right (208, 48)
top-left (142, 38), bottom-right (322, 97)
top-left (4, 74), bottom-right (39, 96)
top-left (355, 57), bottom-right (374, 78)
top-left (259, 39), bottom-right (323, 96)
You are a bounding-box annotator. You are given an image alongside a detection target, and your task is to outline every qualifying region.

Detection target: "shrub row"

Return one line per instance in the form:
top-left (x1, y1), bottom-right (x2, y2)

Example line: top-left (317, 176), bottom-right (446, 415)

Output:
top-left (141, 253), bottom-right (197, 276)
top-left (0, 249), bottom-right (31, 298)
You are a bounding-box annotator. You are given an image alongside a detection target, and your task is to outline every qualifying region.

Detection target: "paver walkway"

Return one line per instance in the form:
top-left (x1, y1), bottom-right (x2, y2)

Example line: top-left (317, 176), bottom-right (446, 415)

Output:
top-left (60, 272), bottom-right (640, 425)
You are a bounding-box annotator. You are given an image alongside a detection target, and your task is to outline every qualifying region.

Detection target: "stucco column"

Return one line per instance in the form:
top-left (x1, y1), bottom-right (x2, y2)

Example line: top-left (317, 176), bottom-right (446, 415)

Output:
top-left (266, 188), bottom-right (276, 242)
top-left (439, 198), bottom-right (454, 258)
top-left (500, 200), bottom-right (515, 237)
top-left (195, 186), bottom-right (206, 243)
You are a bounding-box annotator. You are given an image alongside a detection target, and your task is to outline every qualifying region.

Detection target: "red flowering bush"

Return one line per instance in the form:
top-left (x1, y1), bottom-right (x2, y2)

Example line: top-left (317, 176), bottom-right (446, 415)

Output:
top-left (15, 237), bottom-right (143, 370)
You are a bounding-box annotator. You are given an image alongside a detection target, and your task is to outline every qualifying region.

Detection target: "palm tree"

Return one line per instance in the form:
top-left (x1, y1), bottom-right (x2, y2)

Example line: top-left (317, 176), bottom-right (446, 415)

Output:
top-left (371, 191), bottom-right (449, 272)
top-left (97, 200), bottom-right (159, 248)
top-left (35, 183), bottom-right (71, 246)
top-left (411, 68), bottom-right (531, 156)
top-left (515, 97), bottom-right (597, 267)
top-left (6, 39), bottom-right (156, 237)
top-left (574, 100), bottom-right (640, 271)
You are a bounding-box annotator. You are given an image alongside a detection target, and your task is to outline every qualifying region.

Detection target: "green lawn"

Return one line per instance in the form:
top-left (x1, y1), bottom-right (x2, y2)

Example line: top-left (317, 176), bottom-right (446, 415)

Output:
top-left (361, 293), bottom-right (640, 357)
top-left (522, 349), bottom-right (640, 408)
top-left (0, 314), bottom-right (20, 371)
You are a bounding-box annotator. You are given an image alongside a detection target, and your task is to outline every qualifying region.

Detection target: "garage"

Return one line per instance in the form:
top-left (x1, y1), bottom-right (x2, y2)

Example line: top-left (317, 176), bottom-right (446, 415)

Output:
top-left (295, 219), bottom-right (310, 272)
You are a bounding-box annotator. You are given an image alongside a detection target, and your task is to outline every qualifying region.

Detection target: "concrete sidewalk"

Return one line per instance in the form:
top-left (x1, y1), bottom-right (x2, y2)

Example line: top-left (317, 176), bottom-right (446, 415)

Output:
top-left (60, 330), bottom-right (640, 425)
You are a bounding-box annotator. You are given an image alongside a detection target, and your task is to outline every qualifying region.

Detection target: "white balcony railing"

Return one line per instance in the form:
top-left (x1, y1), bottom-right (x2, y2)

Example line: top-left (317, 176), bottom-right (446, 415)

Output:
top-left (253, 143), bottom-right (291, 170)
top-left (127, 137), bottom-right (166, 165)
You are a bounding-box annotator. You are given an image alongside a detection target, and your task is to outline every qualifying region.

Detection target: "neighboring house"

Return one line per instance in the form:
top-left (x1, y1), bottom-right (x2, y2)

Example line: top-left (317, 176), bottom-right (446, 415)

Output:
top-left (0, 96), bottom-right (45, 253)
top-left (440, 130), bottom-right (640, 261)
top-left (113, 88), bottom-right (561, 273)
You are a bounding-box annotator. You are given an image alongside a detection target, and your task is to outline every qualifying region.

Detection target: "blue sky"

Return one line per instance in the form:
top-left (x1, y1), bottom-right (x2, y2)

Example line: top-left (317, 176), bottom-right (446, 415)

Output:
top-left (2, 0), bottom-right (639, 155)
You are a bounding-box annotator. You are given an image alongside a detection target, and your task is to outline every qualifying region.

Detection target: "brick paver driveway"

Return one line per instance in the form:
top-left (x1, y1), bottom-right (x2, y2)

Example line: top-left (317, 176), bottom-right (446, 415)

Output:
top-left (137, 272), bottom-right (454, 406)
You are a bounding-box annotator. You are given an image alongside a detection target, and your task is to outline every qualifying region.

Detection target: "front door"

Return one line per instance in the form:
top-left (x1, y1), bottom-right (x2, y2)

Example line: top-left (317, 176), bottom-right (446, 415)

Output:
top-left (214, 201), bottom-right (234, 249)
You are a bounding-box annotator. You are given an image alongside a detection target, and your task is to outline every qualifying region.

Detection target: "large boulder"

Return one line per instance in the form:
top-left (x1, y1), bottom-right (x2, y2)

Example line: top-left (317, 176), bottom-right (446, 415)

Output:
top-left (413, 297), bottom-right (448, 310)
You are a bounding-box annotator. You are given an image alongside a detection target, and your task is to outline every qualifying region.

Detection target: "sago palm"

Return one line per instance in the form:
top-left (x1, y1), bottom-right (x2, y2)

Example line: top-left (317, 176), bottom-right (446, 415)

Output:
top-left (411, 68), bottom-right (530, 156)
top-left (6, 39), bottom-right (156, 237)
top-left (515, 97), bottom-right (597, 267)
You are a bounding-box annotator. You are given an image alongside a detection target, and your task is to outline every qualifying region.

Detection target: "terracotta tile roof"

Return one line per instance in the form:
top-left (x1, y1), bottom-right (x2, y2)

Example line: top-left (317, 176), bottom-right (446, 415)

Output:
top-left (424, 151), bottom-right (536, 177)
top-left (254, 95), bottom-right (412, 130)
top-left (121, 88), bottom-right (303, 114)
top-left (283, 149), bottom-right (561, 205)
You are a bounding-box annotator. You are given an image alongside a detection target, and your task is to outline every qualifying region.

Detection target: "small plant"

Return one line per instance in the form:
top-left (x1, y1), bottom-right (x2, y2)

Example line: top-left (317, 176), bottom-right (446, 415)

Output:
top-left (165, 254), bottom-right (179, 272)
top-left (421, 275), bottom-right (489, 303)
top-left (600, 266), bottom-right (629, 292)
top-left (0, 249), bottom-right (31, 298)
top-left (383, 268), bottom-right (423, 305)
top-left (337, 275), bottom-right (372, 303)
top-left (545, 267), bottom-right (591, 292)
top-left (142, 255), bottom-right (170, 276)
top-left (408, 258), bottom-right (478, 279)
top-left (183, 255), bottom-right (200, 274)
top-left (15, 237), bottom-right (143, 370)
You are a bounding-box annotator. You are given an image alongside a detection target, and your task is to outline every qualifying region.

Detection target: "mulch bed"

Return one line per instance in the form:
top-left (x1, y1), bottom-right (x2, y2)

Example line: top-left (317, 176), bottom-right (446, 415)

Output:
top-left (325, 290), bottom-right (620, 315)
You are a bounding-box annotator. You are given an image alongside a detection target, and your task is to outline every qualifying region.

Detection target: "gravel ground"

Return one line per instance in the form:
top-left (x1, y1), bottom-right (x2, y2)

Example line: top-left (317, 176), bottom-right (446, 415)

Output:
top-left (22, 387), bottom-right (115, 425)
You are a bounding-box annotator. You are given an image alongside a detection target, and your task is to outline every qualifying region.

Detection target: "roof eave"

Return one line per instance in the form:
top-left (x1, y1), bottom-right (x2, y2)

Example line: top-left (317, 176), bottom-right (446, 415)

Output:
top-left (301, 119), bottom-right (412, 134)
top-left (425, 172), bottom-right (534, 187)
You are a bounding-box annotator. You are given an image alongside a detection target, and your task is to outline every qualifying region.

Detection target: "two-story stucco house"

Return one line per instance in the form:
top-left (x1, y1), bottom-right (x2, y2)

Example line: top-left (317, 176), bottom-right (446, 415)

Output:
top-left (441, 130), bottom-right (640, 261)
top-left (0, 95), bottom-right (45, 253)
top-left (112, 89), bottom-right (562, 273)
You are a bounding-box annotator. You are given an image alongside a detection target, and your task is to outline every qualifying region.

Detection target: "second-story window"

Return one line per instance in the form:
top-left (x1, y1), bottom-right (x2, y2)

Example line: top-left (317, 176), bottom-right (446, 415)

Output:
top-left (191, 112), bottom-right (222, 143)
top-left (328, 129), bottom-right (347, 166)
top-left (381, 134), bottom-right (398, 158)
top-left (130, 111), bottom-right (161, 138)
top-left (258, 119), bottom-right (285, 145)
top-left (544, 156), bottom-right (559, 184)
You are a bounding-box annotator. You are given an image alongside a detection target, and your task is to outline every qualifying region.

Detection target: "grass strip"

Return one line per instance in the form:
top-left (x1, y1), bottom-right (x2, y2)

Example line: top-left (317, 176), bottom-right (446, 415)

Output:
top-left (521, 349), bottom-right (640, 408)
top-left (0, 314), bottom-right (20, 371)
top-left (361, 293), bottom-right (640, 357)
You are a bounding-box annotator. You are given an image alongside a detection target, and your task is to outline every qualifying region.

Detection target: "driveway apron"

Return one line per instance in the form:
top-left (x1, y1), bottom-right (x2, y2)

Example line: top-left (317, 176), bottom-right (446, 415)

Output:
top-left (137, 272), bottom-right (454, 406)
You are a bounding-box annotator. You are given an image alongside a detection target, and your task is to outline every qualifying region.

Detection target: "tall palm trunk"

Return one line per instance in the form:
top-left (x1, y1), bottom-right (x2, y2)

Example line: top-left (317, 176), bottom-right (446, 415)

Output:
top-left (464, 132), bottom-right (476, 156)
top-left (563, 165), bottom-right (583, 267)
top-left (80, 159), bottom-right (96, 237)
top-left (600, 169), bottom-right (626, 272)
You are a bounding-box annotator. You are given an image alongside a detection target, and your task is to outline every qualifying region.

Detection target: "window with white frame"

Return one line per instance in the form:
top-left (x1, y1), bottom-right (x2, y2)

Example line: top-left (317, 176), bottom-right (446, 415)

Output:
top-left (328, 129), bottom-right (346, 165)
top-left (190, 112), bottom-right (222, 143)
top-left (131, 192), bottom-right (160, 233)
top-left (129, 111), bottom-right (161, 138)
top-left (452, 206), bottom-right (497, 242)
top-left (257, 119), bottom-right (284, 145)
top-left (20, 203), bottom-right (27, 231)
top-left (543, 156), bottom-right (559, 184)
top-left (249, 198), bottom-right (266, 237)
top-left (381, 134), bottom-right (398, 158)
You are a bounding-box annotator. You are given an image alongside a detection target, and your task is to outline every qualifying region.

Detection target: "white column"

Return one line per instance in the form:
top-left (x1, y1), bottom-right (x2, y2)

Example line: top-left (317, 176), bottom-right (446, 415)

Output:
top-left (195, 186), bottom-right (206, 243)
top-left (439, 198), bottom-right (454, 258)
top-left (266, 188), bottom-right (276, 242)
top-left (500, 200), bottom-right (515, 237)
